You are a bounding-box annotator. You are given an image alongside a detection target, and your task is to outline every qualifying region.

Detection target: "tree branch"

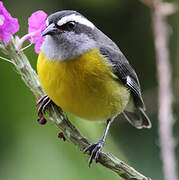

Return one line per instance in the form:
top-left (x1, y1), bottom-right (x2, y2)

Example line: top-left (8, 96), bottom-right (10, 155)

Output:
top-left (151, 1), bottom-right (178, 180)
top-left (0, 36), bottom-right (151, 180)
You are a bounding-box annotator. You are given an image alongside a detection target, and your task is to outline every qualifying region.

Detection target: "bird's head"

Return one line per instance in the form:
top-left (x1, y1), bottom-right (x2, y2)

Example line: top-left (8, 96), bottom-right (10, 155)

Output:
top-left (41, 10), bottom-right (98, 61)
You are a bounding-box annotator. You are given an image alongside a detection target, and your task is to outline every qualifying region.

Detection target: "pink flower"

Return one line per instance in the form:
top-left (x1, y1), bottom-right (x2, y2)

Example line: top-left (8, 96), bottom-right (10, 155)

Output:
top-left (0, 1), bottom-right (19, 43)
top-left (28, 10), bottom-right (47, 53)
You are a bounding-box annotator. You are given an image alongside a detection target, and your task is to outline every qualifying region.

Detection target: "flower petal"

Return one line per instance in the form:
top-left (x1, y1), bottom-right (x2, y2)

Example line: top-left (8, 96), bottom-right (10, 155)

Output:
top-left (0, 31), bottom-right (11, 42)
top-left (4, 17), bottom-right (19, 34)
top-left (0, 1), bottom-right (19, 43)
top-left (27, 10), bottom-right (47, 53)
top-left (28, 10), bottom-right (47, 33)
top-left (34, 37), bottom-right (44, 53)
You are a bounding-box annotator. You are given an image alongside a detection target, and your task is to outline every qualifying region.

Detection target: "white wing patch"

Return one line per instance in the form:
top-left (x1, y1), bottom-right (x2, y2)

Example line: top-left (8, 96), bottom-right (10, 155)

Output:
top-left (126, 76), bottom-right (133, 85)
top-left (57, 14), bottom-right (95, 29)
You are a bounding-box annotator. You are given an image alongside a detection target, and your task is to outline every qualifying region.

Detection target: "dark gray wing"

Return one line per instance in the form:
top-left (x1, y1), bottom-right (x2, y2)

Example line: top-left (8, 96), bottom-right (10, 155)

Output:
top-left (99, 46), bottom-right (145, 109)
top-left (94, 26), bottom-right (151, 128)
top-left (100, 46), bottom-right (152, 129)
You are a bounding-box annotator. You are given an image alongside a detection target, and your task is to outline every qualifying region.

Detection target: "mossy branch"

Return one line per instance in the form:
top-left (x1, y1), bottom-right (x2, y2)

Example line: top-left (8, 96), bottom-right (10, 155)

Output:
top-left (0, 36), bottom-right (152, 180)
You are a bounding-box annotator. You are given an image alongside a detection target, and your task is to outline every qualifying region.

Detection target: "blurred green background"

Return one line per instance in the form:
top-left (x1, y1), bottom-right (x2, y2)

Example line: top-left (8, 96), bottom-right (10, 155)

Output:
top-left (0, 0), bottom-right (179, 179)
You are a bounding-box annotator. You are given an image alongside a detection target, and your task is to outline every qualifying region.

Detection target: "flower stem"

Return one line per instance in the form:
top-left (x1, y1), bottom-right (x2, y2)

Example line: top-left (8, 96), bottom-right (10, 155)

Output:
top-left (18, 30), bottom-right (40, 50)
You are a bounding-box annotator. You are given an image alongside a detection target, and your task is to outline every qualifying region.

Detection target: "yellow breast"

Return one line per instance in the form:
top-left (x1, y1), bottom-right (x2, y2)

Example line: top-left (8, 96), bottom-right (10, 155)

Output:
top-left (37, 49), bottom-right (130, 121)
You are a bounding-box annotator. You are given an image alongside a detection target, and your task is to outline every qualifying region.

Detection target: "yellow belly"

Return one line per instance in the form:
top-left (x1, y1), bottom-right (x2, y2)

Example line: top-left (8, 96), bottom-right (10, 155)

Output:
top-left (37, 49), bottom-right (130, 121)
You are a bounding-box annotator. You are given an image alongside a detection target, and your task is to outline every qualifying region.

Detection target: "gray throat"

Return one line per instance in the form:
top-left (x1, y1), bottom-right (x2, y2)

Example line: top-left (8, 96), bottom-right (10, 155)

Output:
top-left (41, 33), bottom-right (97, 61)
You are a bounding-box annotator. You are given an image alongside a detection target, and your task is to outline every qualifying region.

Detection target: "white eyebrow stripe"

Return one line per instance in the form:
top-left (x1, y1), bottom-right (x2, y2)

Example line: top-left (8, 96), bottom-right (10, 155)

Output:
top-left (57, 14), bottom-right (95, 29)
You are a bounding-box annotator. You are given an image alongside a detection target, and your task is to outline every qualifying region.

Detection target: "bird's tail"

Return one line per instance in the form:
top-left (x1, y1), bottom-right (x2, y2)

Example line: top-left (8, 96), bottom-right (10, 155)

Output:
top-left (123, 107), bottom-right (152, 129)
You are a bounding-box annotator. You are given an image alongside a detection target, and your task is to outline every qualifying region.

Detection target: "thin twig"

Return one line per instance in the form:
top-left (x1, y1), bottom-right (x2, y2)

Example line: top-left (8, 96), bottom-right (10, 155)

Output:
top-left (151, 1), bottom-right (178, 180)
top-left (0, 35), bottom-right (152, 180)
top-left (0, 56), bottom-right (15, 65)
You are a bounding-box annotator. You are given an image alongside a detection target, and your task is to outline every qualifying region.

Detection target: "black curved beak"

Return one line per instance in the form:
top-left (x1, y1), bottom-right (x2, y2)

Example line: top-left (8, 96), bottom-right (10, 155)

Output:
top-left (41, 23), bottom-right (58, 37)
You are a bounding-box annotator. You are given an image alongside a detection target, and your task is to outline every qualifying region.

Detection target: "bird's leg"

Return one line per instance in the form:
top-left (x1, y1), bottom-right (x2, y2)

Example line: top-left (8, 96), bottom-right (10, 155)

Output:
top-left (83, 118), bottom-right (113, 167)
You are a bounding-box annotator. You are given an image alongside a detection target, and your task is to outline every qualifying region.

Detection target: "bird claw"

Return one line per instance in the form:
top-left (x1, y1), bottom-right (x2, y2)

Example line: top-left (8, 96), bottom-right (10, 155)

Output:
top-left (36, 95), bottom-right (56, 125)
top-left (84, 141), bottom-right (104, 167)
top-left (36, 95), bottom-right (53, 115)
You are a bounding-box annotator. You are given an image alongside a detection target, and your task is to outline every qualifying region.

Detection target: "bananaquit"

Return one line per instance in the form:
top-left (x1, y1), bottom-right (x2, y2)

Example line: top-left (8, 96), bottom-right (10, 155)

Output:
top-left (37, 10), bottom-right (152, 165)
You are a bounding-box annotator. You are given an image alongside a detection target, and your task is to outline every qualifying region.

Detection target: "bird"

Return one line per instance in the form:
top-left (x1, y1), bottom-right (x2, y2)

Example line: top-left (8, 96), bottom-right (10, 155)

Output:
top-left (37, 10), bottom-right (152, 166)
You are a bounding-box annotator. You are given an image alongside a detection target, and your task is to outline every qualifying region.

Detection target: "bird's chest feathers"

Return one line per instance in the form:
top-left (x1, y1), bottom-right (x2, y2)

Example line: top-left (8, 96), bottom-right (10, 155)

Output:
top-left (37, 49), bottom-right (129, 120)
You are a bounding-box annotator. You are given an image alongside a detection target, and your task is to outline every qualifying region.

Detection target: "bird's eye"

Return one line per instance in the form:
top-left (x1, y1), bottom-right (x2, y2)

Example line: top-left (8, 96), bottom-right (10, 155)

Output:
top-left (55, 21), bottom-right (76, 32)
top-left (65, 21), bottom-right (76, 30)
